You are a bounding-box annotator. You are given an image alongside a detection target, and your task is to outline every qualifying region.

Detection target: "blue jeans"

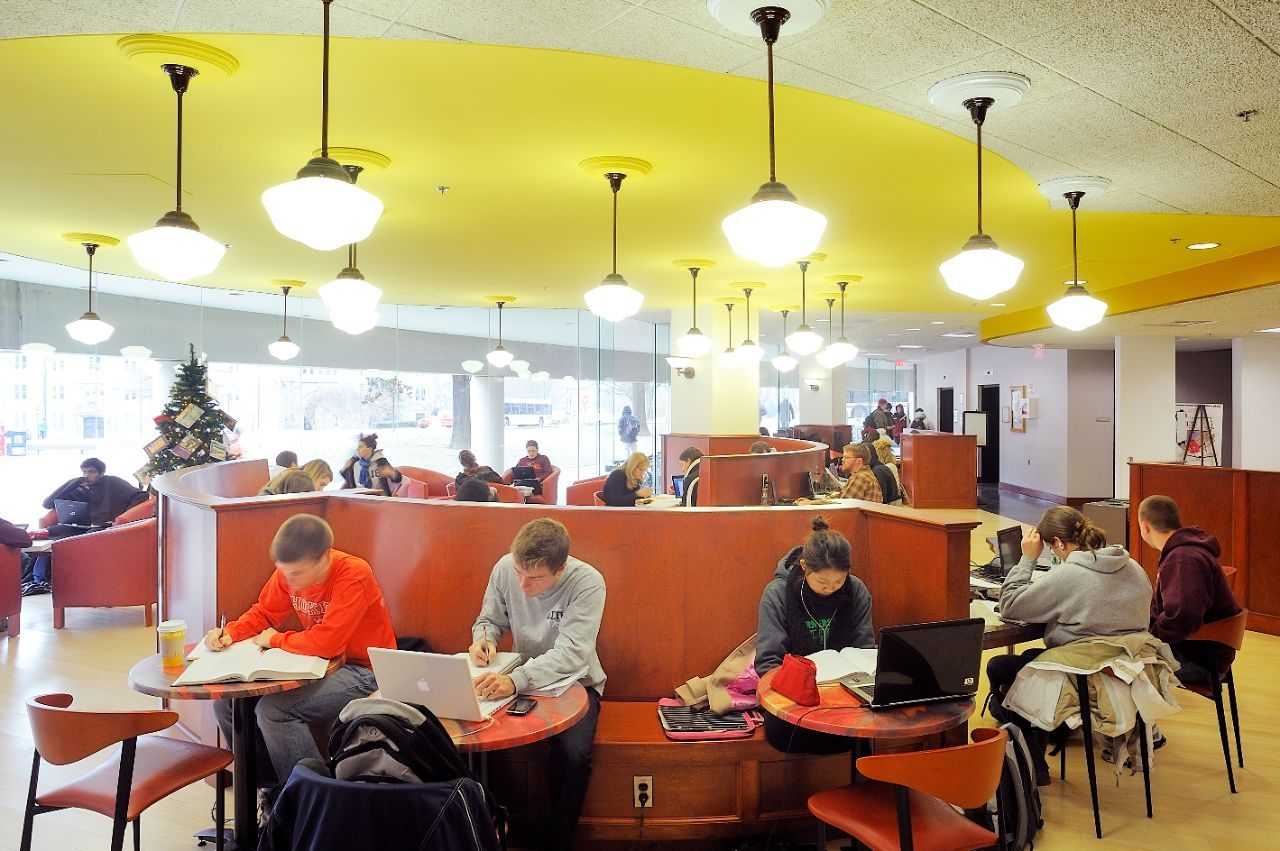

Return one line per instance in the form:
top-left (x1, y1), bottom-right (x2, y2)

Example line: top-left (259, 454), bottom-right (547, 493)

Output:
top-left (215, 663), bottom-right (377, 786)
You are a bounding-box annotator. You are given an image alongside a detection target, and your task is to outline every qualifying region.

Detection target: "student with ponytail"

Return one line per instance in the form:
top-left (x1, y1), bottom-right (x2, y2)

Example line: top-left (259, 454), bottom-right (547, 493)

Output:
top-left (757, 516), bottom-right (874, 753)
top-left (987, 505), bottom-right (1152, 784)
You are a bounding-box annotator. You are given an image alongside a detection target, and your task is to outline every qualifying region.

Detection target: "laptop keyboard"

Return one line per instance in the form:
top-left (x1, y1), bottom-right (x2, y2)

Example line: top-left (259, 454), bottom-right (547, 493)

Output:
top-left (838, 675), bottom-right (875, 702)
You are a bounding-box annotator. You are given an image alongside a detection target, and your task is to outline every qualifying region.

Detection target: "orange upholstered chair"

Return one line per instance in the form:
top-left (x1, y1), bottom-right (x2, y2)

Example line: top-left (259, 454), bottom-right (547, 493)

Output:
top-left (393, 466), bottom-right (453, 497)
top-left (50, 518), bottom-right (157, 629)
top-left (1222, 565), bottom-right (1238, 593)
top-left (491, 483), bottom-right (528, 504)
top-left (807, 727), bottom-right (1006, 851)
top-left (503, 466), bottom-right (561, 505)
top-left (393, 477), bottom-right (430, 499)
top-left (112, 495), bottom-right (156, 525)
top-left (37, 509), bottom-right (56, 530)
top-left (1, 541), bottom-right (21, 637)
top-left (592, 492), bottom-right (607, 506)
top-left (1182, 609), bottom-right (1248, 793)
top-left (566, 474), bottom-right (608, 506)
top-left (22, 693), bottom-right (232, 851)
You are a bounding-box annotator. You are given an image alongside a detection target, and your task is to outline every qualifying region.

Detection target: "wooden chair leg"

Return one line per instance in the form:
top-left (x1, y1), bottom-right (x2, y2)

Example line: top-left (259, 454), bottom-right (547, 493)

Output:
top-left (1075, 675), bottom-right (1102, 839)
top-left (7, 613), bottom-right (18, 638)
top-left (52, 607), bottom-right (65, 629)
top-left (143, 604), bottom-right (154, 628)
top-left (1136, 714), bottom-right (1152, 818)
top-left (1226, 669), bottom-right (1243, 768)
top-left (1212, 679), bottom-right (1236, 794)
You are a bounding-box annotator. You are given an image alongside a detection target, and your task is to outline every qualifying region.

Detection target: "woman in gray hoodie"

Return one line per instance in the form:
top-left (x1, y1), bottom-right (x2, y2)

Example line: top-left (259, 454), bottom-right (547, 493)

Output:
top-left (988, 505), bottom-right (1152, 784)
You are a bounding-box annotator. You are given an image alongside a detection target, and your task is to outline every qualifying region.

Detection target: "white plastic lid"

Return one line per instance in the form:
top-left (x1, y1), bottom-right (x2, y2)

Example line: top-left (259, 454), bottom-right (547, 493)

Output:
top-left (157, 619), bottom-right (187, 632)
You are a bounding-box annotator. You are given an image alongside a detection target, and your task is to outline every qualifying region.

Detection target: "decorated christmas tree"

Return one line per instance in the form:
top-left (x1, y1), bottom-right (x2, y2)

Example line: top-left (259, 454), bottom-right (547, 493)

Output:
top-left (141, 344), bottom-right (237, 483)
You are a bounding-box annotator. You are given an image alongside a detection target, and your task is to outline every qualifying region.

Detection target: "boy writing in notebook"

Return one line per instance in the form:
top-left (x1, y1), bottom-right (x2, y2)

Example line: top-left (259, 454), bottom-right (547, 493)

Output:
top-left (203, 514), bottom-right (396, 794)
top-left (469, 518), bottom-right (606, 851)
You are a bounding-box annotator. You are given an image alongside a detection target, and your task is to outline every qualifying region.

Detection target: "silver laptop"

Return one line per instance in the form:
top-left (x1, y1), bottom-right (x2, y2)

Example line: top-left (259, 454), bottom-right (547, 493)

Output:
top-left (53, 499), bottom-right (93, 527)
top-left (368, 648), bottom-right (514, 722)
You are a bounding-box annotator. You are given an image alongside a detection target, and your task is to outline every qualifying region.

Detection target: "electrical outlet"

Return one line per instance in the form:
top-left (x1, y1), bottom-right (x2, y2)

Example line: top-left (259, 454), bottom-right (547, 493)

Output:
top-left (633, 775), bottom-right (653, 808)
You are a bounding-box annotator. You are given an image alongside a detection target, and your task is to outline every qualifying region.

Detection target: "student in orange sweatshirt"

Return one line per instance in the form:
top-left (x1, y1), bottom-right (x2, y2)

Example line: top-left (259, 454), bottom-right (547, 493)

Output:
top-left (204, 514), bottom-right (395, 790)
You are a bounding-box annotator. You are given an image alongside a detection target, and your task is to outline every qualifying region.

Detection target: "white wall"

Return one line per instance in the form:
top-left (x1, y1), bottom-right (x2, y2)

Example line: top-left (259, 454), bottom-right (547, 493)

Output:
top-left (915, 348), bottom-right (968, 429)
top-left (669, 305), bottom-right (760, 434)
top-left (1066, 350), bottom-right (1115, 499)
top-left (1232, 337), bottom-right (1280, 470)
top-left (1115, 336), bottom-right (1176, 497)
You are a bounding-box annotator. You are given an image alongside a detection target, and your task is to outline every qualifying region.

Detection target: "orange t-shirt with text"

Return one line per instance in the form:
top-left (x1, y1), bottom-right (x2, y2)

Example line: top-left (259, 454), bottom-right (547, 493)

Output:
top-left (227, 549), bottom-right (395, 669)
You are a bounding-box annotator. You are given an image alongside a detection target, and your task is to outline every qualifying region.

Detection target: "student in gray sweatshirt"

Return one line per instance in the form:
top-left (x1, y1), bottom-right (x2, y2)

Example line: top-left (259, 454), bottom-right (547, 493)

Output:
top-left (988, 505), bottom-right (1152, 785)
top-left (470, 518), bottom-right (605, 851)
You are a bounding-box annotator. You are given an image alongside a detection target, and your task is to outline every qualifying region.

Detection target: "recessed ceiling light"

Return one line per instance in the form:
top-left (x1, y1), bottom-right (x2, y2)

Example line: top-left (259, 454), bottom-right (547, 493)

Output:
top-left (989, 302), bottom-right (1006, 307)
top-left (897, 344), bottom-right (925, 349)
top-left (940, 332), bottom-right (976, 338)
top-left (1256, 327), bottom-right (1280, 333)
top-left (861, 352), bottom-right (885, 357)
top-left (887, 333), bottom-right (902, 337)
top-left (931, 321), bottom-right (945, 325)
top-left (905, 327), bottom-right (921, 331)
top-left (1187, 242), bottom-right (1220, 250)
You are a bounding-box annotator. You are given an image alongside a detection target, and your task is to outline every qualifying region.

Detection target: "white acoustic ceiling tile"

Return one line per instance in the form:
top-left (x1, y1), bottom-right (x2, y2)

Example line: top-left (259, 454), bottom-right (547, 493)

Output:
top-left (1212, 0), bottom-right (1280, 48)
top-left (175, 0), bottom-right (391, 37)
top-left (729, 56), bottom-right (876, 103)
top-left (62, 0), bottom-right (176, 31)
top-left (401, 0), bottom-right (636, 50)
top-left (906, 0), bottom-right (1071, 45)
top-left (1192, 125), bottom-right (1280, 187)
top-left (336, 0), bottom-right (411, 21)
top-left (379, 21), bottom-right (460, 41)
top-left (645, 0), bottom-right (893, 49)
top-left (781, 0), bottom-right (1000, 90)
top-left (1041, 187), bottom-right (1181, 214)
top-left (983, 89), bottom-right (1160, 170)
top-left (879, 46), bottom-right (1076, 112)
top-left (1135, 161), bottom-right (1280, 216)
top-left (572, 6), bottom-right (758, 72)
top-left (0, 0), bottom-right (167, 36)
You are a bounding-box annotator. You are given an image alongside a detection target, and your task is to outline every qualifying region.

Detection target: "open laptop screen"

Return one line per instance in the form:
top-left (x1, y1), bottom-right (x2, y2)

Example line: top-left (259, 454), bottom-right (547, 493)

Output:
top-left (671, 475), bottom-right (686, 499)
top-left (869, 618), bottom-right (984, 708)
top-left (996, 525), bottom-right (1023, 574)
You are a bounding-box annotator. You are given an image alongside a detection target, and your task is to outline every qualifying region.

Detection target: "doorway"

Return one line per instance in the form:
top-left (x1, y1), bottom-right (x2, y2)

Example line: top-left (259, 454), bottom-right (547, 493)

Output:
top-left (979, 384), bottom-right (1001, 483)
top-left (937, 388), bottom-right (954, 432)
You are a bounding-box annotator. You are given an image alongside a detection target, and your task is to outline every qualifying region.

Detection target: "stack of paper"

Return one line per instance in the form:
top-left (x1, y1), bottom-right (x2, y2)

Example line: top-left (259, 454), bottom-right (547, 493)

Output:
top-left (527, 671), bottom-right (584, 697)
top-left (806, 647), bottom-right (878, 683)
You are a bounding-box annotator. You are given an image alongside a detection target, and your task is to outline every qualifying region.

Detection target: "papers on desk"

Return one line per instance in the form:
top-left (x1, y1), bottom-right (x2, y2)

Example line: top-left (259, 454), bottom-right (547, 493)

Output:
top-left (970, 599), bottom-right (1027, 627)
top-left (969, 573), bottom-right (1001, 590)
top-left (805, 647), bottom-right (878, 683)
top-left (524, 670), bottom-right (585, 698)
top-left (465, 651), bottom-right (522, 680)
top-left (174, 639), bottom-right (327, 686)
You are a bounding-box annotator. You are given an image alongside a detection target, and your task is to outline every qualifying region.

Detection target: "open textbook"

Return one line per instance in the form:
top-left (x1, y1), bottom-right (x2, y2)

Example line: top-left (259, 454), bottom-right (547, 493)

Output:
top-left (174, 638), bottom-right (327, 686)
top-left (806, 647), bottom-right (878, 683)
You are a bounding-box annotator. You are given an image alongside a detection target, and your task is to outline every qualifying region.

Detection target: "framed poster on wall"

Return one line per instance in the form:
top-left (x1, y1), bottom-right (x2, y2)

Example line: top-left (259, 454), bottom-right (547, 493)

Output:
top-left (1010, 385), bottom-right (1027, 432)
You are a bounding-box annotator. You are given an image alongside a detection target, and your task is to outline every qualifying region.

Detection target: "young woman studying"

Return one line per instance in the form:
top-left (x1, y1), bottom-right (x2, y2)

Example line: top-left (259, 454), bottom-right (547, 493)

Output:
top-left (601, 452), bottom-right (652, 506)
top-left (757, 517), bottom-right (874, 753)
top-left (338, 433), bottom-right (401, 496)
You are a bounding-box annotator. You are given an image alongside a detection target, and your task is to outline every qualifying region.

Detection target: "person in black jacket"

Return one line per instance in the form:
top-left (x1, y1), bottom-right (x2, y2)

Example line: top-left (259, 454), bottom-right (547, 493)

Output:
top-left (338, 434), bottom-right (402, 496)
top-left (42, 457), bottom-right (146, 535)
top-left (601, 453), bottom-right (652, 506)
top-left (677, 446), bottom-right (702, 507)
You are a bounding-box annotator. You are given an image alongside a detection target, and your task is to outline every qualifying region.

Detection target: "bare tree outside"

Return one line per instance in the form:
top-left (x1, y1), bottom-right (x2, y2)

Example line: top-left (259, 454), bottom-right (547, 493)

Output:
top-left (450, 373), bottom-right (472, 450)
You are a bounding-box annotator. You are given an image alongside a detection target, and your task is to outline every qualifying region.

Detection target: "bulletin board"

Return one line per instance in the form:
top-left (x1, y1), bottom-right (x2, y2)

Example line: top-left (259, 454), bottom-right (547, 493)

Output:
top-left (1010, 385), bottom-right (1027, 432)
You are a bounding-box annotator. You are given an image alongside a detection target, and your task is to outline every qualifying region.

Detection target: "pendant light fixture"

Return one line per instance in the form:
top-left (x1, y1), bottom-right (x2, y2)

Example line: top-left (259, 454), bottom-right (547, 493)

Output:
top-left (718, 302), bottom-right (740, 368)
top-left (772, 309), bottom-right (798, 372)
top-left (1047, 190), bottom-right (1108, 331)
top-left (935, 95), bottom-right (1023, 300)
top-left (318, 165), bottom-right (383, 334)
top-left (66, 242), bottom-right (115, 345)
top-left (127, 64), bottom-right (226, 282)
top-left (736, 285), bottom-right (764, 363)
top-left (261, 0), bottom-right (383, 250)
top-left (675, 263), bottom-right (713, 357)
top-left (460, 360), bottom-right (484, 374)
top-left (785, 259), bottom-right (823, 355)
top-left (815, 297), bottom-right (845, 368)
top-left (486, 297), bottom-right (515, 368)
top-left (721, 6), bottom-right (826, 267)
top-left (268, 284), bottom-right (301, 360)
top-left (585, 172), bottom-right (644, 322)
top-left (823, 279), bottom-right (859, 364)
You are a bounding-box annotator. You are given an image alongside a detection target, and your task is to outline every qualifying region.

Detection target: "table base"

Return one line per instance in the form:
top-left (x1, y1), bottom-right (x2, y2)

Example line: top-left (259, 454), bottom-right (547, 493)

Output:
top-left (231, 696), bottom-right (260, 850)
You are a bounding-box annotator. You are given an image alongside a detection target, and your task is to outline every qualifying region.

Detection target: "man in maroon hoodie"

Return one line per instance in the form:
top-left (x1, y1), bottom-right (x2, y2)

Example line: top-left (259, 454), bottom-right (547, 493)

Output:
top-left (1138, 495), bottom-right (1241, 684)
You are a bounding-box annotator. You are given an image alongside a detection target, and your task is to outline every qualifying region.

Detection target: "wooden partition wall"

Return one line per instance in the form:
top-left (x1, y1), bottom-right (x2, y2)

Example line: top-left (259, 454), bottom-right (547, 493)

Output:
top-left (1129, 462), bottom-right (1280, 635)
top-left (900, 431), bottom-right (978, 509)
top-left (660, 433), bottom-right (830, 506)
top-left (790, 423), bottom-right (853, 454)
top-left (154, 459), bottom-right (979, 842)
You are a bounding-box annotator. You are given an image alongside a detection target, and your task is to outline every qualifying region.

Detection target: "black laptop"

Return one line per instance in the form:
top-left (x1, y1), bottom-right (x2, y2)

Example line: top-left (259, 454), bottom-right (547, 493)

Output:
top-left (671, 474), bottom-right (686, 499)
top-left (510, 466), bottom-right (539, 482)
top-left (840, 617), bottom-right (985, 710)
top-left (53, 499), bottom-right (93, 527)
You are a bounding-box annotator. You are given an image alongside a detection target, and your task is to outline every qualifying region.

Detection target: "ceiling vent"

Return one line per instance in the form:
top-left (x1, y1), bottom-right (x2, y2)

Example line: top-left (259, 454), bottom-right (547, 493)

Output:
top-left (1143, 319), bottom-right (1216, 327)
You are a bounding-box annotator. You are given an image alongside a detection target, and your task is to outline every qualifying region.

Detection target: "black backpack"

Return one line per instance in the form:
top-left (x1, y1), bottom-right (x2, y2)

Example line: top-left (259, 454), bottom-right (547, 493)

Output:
top-left (966, 723), bottom-right (1043, 850)
top-left (326, 698), bottom-right (506, 849)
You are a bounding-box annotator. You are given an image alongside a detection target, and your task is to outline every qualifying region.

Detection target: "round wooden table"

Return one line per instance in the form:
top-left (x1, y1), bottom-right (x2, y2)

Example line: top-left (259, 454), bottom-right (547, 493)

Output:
top-left (129, 649), bottom-right (344, 850)
top-left (441, 683), bottom-right (590, 753)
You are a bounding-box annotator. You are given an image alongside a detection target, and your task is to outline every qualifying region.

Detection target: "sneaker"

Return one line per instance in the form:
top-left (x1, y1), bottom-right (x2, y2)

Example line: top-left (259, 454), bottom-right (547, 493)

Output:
top-left (1153, 727), bottom-right (1168, 750)
top-left (256, 786), bottom-right (281, 830)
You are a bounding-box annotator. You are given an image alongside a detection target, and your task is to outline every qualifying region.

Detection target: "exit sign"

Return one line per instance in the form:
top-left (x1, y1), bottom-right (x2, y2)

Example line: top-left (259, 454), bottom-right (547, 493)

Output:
top-left (895, 359), bottom-right (905, 367)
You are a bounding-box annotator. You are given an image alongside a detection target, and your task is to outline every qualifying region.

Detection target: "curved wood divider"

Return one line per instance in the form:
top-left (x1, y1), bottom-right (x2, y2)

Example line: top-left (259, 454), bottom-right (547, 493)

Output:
top-left (154, 459), bottom-right (979, 842)
top-left (900, 431), bottom-right (978, 509)
top-left (661, 433), bottom-right (830, 506)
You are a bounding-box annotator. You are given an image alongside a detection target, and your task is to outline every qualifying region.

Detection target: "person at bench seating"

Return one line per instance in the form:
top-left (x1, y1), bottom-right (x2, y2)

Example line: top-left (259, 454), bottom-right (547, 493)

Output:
top-left (678, 446), bottom-right (702, 507)
top-left (455, 477), bottom-right (496, 502)
top-left (749, 440), bottom-right (773, 454)
top-left (300, 459), bottom-right (333, 490)
top-left (602, 452), bottom-right (652, 506)
top-left (339, 433), bottom-right (402, 496)
top-left (837, 444), bottom-right (882, 503)
top-left (511, 439), bottom-right (553, 496)
top-left (470, 519), bottom-right (606, 851)
top-left (456, 449), bottom-right (502, 486)
top-left (1138, 495), bottom-right (1242, 684)
top-left (274, 450), bottom-right (298, 470)
top-left (205, 515), bottom-right (395, 799)
top-left (873, 437), bottom-right (907, 506)
top-left (258, 469), bottom-right (316, 496)
top-left (42, 457), bottom-right (147, 536)
top-left (987, 506), bottom-right (1151, 785)
top-left (757, 516), bottom-right (873, 754)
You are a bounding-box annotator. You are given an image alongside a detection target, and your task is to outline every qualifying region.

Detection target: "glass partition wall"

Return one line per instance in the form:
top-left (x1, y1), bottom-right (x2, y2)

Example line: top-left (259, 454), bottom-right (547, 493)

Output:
top-left (0, 277), bottom-right (670, 523)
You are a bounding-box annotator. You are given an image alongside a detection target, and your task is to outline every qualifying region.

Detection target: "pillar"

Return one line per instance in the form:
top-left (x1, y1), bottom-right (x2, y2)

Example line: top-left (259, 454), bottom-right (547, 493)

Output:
top-left (796, 353), bottom-right (848, 425)
top-left (669, 304), bottom-right (761, 434)
top-left (1232, 336), bottom-right (1280, 470)
top-left (470, 374), bottom-right (505, 470)
top-left (1114, 335), bottom-right (1175, 497)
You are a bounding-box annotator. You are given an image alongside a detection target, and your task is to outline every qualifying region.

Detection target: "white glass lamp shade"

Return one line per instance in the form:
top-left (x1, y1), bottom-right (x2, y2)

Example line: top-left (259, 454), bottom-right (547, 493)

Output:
top-left (20, 342), bottom-right (56, 354)
top-left (532, 370), bottom-right (550, 381)
top-left (127, 213), bottom-right (225, 282)
top-left (1047, 284), bottom-right (1108, 331)
top-left (737, 340), bottom-right (765, 363)
top-left (718, 347), bottom-right (740, 368)
top-left (319, 272), bottom-right (383, 315)
top-left (330, 309), bottom-right (379, 335)
top-left (510, 360), bottom-right (530, 374)
top-left (666, 356), bottom-right (696, 369)
top-left (261, 159), bottom-right (384, 251)
top-left (786, 324), bottom-right (824, 356)
top-left (66, 312), bottom-right (114, 345)
top-left (816, 347), bottom-right (847, 369)
top-left (584, 273), bottom-right (644, 322)
top-left (461, 360), bottom-right (484, 374)
top-left (120, 345), bottom-right (152, 359)
top-left (939, 234), bottom-right (1024, 300)
top-left (772, 352), bottom-right (798, 373)
top-left (487, 346), bottom-right (514, 368)
top-left (676, 328), bottom-right (713, 358)
top-left (722, 182), bottom-right (827, 267)
top-left (268, 336), bottom-right (301, 361)
top-left (825, 338), bottom-right (859, 364)
top-left (561, 375), bottom-right (575, 383)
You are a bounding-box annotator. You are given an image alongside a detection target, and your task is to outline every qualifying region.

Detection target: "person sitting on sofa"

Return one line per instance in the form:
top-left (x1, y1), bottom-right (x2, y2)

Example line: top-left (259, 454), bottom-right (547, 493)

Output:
top-left (42, 457), bottom-right (147, 536)
top-left (455, 477), bottom-right (496, 503)
top-left (509, 440), bottom-right (553, 496)
top-left (601, 453), bottom-right (652, 506)
top-left (455, 449), bottom-right (502, 487)
top-left (339, 434), bottom-right (401, 496)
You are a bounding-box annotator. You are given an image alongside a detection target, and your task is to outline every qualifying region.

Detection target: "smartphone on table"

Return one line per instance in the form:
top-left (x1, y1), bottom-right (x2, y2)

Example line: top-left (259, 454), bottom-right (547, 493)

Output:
top-left (506, 696), bottom-right (538, 716)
